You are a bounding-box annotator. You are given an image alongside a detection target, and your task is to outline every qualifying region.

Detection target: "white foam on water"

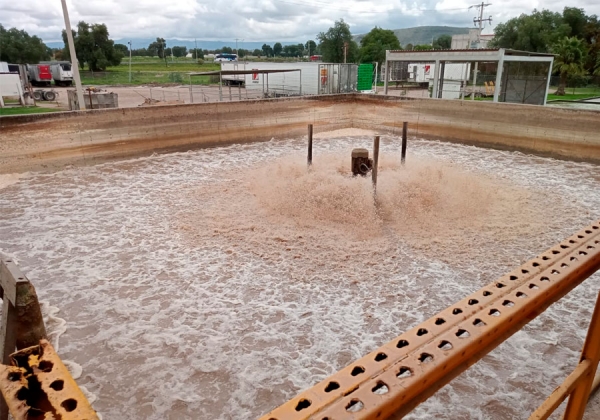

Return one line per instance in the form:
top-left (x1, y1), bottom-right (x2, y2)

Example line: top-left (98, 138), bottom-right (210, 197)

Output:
top-left (0, 135), bottom-right (598, 419)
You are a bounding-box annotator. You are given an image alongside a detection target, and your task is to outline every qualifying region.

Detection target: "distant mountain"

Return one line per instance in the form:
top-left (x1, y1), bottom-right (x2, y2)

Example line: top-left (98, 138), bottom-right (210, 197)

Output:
top-left (354, 26), bottom-right (471, 47)
top-left (45, 39), bottom-right (298, 51)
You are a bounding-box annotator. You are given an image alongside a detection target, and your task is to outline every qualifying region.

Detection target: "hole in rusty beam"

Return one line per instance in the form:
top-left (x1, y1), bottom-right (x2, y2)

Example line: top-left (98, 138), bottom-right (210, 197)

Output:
top-left (346, 399), bottom-right (364, 412)
top-left (483, 291), bottom-right (492, 296)
top-left (38, 361), bottom-right (53, 373)
top-left (397, 339), bottom-right (409, 348)
top-left (503, 300), bottom-right (515, 307)
top-left (372, 381), bottom-right (389, 395)
top-left (351, 366), bottom-right (365, 376)
top-left (585, 230), bottom-right (592, 234)
top-left (61, 398), bottom-right (78, 412)
top-left (496, 283), bottom-right (506, 288)
top-left (532, 262), bottom-right (540, 267)
top-left (417, 328), bottom-right (428, 336)
top-left (325, 381), bottom-right (340, 393)
top-left (551, 270), bottom-right (560, 275)
top-left (516, 292), bottom-right (527, 298)
top-left (397, 367), bottom-right (412, 379)
top-left (419, 353), bottom-right (433, 363)
top-left (580, 251), bottom-right (588, 256)
top-left (529, 284), bottom-right (540, 290)
top-left (295, 399), bottom-right (311, 411)
top-left (435, 318), bottom-right (446, 325)
top-left (375, 352), bottom-right (387, 362)
top-left (452, 308), bottom-right (463, 315)
top-left (561, 263), bottom-right (569, 268)
top-left (570, 257), bottom-right (578, 261)
top-left (542, 256), bottom-right (550, 260)
top-left (456, 329), bottom-right (470, 338)
top-left (50, 380), bottom-right (64, 391)
top-left (540, 276), bottom-right (550, 282)
top-left (438, 340), bottom-right (453, 350)
top-left (8, 371), bottom-right (22, 382)
top-left (473, 318), bottom-right (486, 327)
top-left (560, 245), bottom-right (569, 249)
top-left (468, 299), bottom-right (479, 305)
top-left (510, 275), bottom-right (518, 280)
top-left (489, 309), bottom-right (501, 317)
top-left (16, 387), bottom-right (28, 401)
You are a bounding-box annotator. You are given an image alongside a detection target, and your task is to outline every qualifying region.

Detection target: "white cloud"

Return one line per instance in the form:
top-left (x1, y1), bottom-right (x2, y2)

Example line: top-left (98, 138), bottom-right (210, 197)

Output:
top-left (0, 0), bottom-right (599, 42)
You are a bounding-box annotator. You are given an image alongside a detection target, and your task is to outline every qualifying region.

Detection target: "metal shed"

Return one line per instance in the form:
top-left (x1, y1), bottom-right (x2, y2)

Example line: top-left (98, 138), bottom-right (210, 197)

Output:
top-left (384, 48), bottom-right (555, 105)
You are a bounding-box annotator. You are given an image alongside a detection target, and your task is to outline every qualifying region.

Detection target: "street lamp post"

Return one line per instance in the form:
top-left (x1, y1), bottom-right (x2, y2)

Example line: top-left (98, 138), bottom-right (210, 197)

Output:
top-left (128, 41), bottom-right (132, 83)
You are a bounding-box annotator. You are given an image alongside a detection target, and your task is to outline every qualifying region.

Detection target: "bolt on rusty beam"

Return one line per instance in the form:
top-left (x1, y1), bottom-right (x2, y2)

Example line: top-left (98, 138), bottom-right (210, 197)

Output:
top-left (260, 220), bottom-right (600, 420)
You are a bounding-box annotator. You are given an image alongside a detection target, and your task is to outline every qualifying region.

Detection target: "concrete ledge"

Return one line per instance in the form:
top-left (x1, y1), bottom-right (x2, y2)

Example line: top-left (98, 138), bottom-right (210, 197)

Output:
top-left (1, 93), bottom-right (599, 174)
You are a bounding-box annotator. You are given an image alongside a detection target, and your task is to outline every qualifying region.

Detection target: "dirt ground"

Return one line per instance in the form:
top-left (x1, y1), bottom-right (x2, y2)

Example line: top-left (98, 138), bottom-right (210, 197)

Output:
top-left (30, 84), bottom-right (433, 111)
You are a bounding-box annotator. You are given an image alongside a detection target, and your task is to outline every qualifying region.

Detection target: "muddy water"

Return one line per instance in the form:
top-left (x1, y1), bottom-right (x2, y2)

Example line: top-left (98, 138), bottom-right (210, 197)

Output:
top-left (0, 133), bottom-right (599, 419)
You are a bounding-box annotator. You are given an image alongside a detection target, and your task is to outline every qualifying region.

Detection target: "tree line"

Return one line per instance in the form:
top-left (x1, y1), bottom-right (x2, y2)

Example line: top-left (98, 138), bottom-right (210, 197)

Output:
top-left (491, 7), bottom-right (600, 94)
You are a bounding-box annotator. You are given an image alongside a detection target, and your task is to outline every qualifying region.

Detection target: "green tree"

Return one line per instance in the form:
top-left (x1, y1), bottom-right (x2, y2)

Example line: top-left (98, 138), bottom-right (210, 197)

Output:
top-left (221, 46), bottom-right (233, 54)
top-left (317, 19), bottom-right (358, 63)
top-left (172, 46), bottom-right (187, 57)
top-left (114, 43), bottom-right (129, 56)
top-left (189, 48), bottom-right (204, 60)
top-left (305, 40), bottom-right (317, 55)
top-left (274, 42), bottom-right (283, 56)
top-left (432, 34), bottom-right (452, 49)
top-left (553, 36), bottom-right (587, 95)
top-left (359, 27), bottom-right (400, 66)
top-left (413, 44), bottom-right (433, 51)
top-left (148, 38), bottom-right (166, 59)
top-left (0, 24), bottom-right (50, 63)
top-left (252, 48), bottom-right (263, 57)
top-left (405, 43), bottom-right (414, 51)
top-left (262, 44), bottom-right (273, 57)
top-left (490, 9), bottom-right (569, 52)
top-left (237, 48), bottom-right (248, 58)
top-left (62, 22), bottom-right (123, 71)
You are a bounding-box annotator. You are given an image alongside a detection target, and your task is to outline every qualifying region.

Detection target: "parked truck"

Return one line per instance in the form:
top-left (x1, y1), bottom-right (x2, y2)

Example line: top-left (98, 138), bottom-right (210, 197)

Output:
top-left (49, 62), bottom-right (73, 86)
top-left (27, 64), bottom-right (52, 87)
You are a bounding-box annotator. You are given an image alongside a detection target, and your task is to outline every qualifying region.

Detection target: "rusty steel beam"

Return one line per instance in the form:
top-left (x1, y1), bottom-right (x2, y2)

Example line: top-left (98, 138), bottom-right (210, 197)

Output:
top-left (0, 339), bottom-right (99, 420)
top-left (260, 220), bottom-right (600, 420)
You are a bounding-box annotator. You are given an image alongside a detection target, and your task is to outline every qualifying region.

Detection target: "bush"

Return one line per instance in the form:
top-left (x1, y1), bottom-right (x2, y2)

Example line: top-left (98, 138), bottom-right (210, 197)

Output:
top-left (168, 72), bottom-right (183, 83)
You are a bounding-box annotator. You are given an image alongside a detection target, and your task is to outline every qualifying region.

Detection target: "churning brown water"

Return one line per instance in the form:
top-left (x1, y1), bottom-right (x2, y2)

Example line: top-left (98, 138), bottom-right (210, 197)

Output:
top-left (0, 131), bottom-right (599, 419)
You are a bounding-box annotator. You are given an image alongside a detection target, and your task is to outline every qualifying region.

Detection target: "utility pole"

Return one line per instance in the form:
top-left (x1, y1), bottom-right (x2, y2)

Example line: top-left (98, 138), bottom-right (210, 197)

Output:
top-left (468, 3), bottom-right (492, 100)
top-left (128, 41), bottom-right (132, 83)
top-left (60, 0), bottom-right (86, 109)
top-left (470, 2), bottom-right (492, 47)
top-left (343, 41), bottom-right (348, 64)
top-left (195, 38), bottom-right (198, 62)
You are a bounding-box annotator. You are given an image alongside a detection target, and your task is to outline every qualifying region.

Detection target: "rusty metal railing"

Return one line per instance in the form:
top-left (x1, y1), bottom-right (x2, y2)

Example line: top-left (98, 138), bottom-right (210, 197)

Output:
top-left (260, 220), bottom-right (600, 420)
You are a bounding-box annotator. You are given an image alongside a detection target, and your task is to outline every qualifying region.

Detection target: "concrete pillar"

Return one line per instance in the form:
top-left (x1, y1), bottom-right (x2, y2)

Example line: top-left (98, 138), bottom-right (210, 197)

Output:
top-left (493, 50), bottom-right (505, 103)
top-left (472, 62), bottom-right (478, 100)
top-left (543, 61), bottom-right (553, 105)
top-left (432, 59), bottom-right (440, 99)
top-left (383, 60), bottom-right (389, 95)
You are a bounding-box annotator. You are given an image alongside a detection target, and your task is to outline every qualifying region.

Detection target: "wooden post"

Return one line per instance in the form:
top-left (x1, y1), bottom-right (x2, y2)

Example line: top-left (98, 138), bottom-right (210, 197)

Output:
top-left (401, 122), bottom-right (408, 164)
top-left (372, 136), bottom-right (380, 190)
top-left (307, 124), bottom-right (313, 166)
top-left (563, 291), bottom-right (600, 419)
top-left (88, 89), bottom-right (93, 110)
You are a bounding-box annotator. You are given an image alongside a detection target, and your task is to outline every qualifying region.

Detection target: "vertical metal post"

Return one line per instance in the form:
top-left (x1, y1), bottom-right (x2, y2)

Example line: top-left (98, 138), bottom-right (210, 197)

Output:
top-left (128, 40), bottom-right (132, 83)
top-left (88, 90), bottom-right (93, 109)
top-left (432, 59), bottom-right (440, 99)
top-left (472, 62), bottom-right (478, 100)
top-left (60, 0), bottom-right (86, 109)
top-left (383, 60), bottom-right (389, 95)
top-left (219, 72), bottom-right (223, 102)
top-left (299, 69), bottom-right (302, 95)
top-left (493, 49), bottom-right (505, 103)
top-left (307, 124), bottom-right (313, 166)
top-left (563, 292), bottom-right (600, 420)
top-left (238, 84), bottom-right (241, 100)
top-left (401, 122), bottom-right (408, 164)
top-left (543, 60), bottom-right (553, 106)
top-left (266, 73), bottom-right (269, 96)
top-left (438, 61), bottom-right (446, 99)
top-left (229, 85), bottom-right (232, 101)
top-left (372, 136), bottom-right (380, 190)
top-left (189, 76), bottom-right (193, 103)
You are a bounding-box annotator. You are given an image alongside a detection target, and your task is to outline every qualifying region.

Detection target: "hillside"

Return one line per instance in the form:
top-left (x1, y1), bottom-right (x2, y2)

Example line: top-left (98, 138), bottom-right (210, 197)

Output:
top-left (354, 26), bottom-right (471, 47)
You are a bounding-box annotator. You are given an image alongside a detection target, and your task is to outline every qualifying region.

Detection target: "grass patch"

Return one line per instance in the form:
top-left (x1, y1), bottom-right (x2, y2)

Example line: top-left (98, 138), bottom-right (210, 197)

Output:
top-left (80, 62), bottom-right (221, 86)
top-left (0, 106), bottom-right (62, 116)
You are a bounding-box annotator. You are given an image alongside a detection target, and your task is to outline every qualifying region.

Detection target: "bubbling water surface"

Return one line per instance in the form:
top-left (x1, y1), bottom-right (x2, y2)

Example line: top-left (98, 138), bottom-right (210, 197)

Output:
top-left (0, 133), bottom-right (599, 419)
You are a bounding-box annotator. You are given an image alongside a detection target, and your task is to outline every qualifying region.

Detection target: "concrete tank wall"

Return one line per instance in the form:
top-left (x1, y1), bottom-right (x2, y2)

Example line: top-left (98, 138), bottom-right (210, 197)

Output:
top-left (1, 94), bottom-right (599, 174)
top-left (0, 96), bottom-right (352, 173)
top-left (354, 95), bottom-right (600, 163)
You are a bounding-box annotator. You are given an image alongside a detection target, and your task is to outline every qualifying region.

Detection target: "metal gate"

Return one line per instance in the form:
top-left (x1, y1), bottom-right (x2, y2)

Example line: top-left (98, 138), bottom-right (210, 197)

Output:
top-left (318, 64), bottom-right (358, 94)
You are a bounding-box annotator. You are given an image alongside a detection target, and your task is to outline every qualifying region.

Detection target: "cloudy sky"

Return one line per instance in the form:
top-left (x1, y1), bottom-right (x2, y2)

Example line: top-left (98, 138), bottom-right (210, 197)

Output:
top-left (2, 0), bottom-right (600, 43)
